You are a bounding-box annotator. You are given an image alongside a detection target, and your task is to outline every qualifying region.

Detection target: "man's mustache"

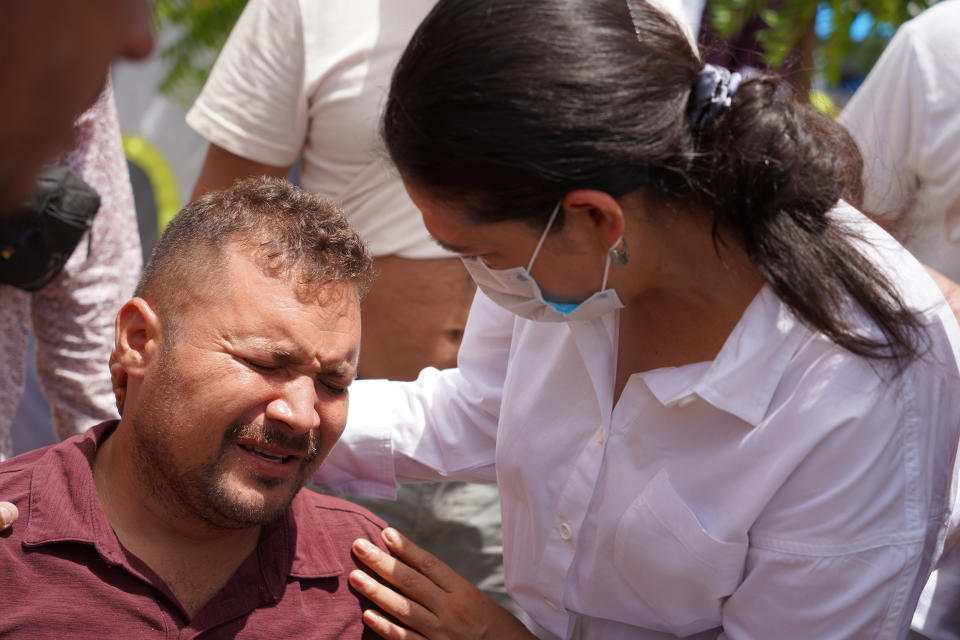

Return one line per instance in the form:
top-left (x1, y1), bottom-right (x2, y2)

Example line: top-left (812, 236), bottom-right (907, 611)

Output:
top-left (228, 422), bottom-right (320, 460)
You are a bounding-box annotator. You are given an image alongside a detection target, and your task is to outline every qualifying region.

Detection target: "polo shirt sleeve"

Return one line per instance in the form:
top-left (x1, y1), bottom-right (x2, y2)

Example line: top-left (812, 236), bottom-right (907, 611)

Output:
top-left (185, 0), bottom-right (308, 167)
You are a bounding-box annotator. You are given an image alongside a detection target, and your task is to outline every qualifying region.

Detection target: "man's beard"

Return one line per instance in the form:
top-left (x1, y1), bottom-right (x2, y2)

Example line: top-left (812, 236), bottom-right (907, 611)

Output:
top-left (128, 349), bottom-right (322, 530)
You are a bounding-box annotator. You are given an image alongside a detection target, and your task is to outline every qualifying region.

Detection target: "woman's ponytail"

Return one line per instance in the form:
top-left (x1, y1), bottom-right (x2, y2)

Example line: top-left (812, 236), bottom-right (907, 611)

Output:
top-left (689, 76), bottom-right (924, 367)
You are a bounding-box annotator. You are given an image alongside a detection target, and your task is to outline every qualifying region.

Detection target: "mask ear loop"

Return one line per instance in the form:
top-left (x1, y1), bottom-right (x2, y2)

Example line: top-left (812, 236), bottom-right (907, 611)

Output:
top-left (600, 252), bottom-right (613, 290)
top-left (526, 201), bottom-right (564, 271)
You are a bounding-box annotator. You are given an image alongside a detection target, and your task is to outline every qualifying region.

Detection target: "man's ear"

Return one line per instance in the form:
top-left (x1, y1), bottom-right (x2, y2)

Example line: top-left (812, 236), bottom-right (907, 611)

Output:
top-left (561, 189), bottom-right (626, 252)
top-left (114, 297), bottom-right (164, 380)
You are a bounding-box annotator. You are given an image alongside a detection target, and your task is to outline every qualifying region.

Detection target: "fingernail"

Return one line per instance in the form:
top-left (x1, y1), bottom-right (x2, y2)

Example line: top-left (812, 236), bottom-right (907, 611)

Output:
top-left (354, 538), bottom-right (374, 557)
top-left (0, 503), bottom-right (17, 529)
top-left (383, 528), bottom-right (400, 544)
top-left (350, 570), bottom-right (374, 589)
top-left (364, 609), bottom-right (385, 624)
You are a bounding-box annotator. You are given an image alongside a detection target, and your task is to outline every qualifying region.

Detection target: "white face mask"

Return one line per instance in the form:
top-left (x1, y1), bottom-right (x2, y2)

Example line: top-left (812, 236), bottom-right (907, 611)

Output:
top-left (460, 201), bottom-right (625, 322)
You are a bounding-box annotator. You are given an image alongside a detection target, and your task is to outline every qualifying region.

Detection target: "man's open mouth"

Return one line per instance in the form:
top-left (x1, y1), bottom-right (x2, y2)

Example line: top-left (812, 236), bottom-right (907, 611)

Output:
top-left (238, 443), bottom-right (293, 464)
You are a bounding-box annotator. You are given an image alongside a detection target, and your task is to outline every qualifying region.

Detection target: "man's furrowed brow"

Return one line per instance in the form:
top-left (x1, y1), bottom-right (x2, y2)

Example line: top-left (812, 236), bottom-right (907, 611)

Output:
top-left (321, 361), bottom-right (357, 382)
top-left (267, 347), bottom-right (297, 363)
top-left (237, 336), bottom-right (357, 378)
top-left (236, 336), bottom-right (299, 362)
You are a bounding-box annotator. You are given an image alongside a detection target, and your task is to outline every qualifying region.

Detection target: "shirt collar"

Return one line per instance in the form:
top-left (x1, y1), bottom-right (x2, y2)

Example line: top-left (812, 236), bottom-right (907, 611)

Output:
top-left (638, 284), bottom-right (810, 427)
top-left (284, 491), bottom-right (349, 579)
top-left (22, 421), bottom-right (346, 580)
top-left (22, 421), bottom-right (128, 565)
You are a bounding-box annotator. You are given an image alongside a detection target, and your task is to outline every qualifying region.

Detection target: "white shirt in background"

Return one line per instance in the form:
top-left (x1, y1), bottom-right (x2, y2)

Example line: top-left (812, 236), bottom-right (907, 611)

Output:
top-left (186, 0), bottom-right (444, 259)
top-left (839, 0), bottom-right (960, 282)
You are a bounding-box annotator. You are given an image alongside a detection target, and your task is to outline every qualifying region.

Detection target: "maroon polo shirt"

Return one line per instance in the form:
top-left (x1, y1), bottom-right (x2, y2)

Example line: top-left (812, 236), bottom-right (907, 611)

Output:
top-left (0, 421), bottom-right (388, 639)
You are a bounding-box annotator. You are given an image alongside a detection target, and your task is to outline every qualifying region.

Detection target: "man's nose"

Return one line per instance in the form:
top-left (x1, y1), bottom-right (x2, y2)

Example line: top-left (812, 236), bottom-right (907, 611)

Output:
top-left (120, 0), bottom-right (156, 61)
top-left (264, 375), bottom-right (321, 434)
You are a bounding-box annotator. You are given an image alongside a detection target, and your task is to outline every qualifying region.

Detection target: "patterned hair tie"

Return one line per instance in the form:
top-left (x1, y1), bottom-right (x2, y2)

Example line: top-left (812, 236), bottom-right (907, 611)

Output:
top-left (687, 64), bottom-right (742, 128)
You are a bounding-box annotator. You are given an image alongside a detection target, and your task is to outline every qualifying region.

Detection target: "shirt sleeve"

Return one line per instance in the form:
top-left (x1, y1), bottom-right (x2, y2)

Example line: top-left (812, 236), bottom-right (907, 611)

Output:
top-left (185, 0), bottom-right (308, 167)
top-left (718, 356), bottom-right (947, 638)
top-left (314, 290), bottom-right (512, 498)
top-left (31, 80), bottom-right (142, 440)
top-left (838, 22), bottom-right (925, 226)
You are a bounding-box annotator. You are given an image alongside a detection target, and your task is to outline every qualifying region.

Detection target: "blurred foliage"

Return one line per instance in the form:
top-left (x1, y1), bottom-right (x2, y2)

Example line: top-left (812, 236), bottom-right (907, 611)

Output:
top-left (152, 0), bottom-right (248, 103)
top-left (709, 0), bottom-right (938, 85)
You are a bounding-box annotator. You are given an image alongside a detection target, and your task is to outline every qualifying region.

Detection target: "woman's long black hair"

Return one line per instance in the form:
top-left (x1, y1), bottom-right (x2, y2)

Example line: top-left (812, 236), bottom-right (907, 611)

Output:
top-left (383, 0), bottom-right (925, 368)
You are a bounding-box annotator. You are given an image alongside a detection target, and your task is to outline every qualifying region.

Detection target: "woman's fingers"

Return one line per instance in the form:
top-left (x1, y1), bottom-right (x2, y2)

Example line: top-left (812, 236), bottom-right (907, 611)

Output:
top-left (361, 609), bottom-right (428, 640)
top-left (379, 527), bottom-right (463, 591)
top-left (0, 501), bottom-right (18, 530)
top-left (349, 567), bottom-right (436, 633)
top-left (353, 530), bottom-right (536, 640)
top-left (352, 537), bottom-right (444, 615)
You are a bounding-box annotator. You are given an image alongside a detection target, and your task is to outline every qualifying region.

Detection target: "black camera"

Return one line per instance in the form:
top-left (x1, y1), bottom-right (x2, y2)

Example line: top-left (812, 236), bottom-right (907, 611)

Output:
top-left (0, 166), bottom-right (101, 292)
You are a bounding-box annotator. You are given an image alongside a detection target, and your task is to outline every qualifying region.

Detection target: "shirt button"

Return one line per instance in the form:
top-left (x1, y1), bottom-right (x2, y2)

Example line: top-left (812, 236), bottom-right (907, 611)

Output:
top-left (675, 393), bottom-right (696, 408)
top-left (598, 426), bottom-right (605, 445)
top-left (544, 597), bottom-right (559, 611)
top-left (558, 522), bottom-right (572, 540)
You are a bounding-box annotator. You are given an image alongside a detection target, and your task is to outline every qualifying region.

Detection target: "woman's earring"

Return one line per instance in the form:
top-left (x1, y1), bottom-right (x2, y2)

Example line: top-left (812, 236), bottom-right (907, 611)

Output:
top-left (610, 237), bottom-right (629, 266)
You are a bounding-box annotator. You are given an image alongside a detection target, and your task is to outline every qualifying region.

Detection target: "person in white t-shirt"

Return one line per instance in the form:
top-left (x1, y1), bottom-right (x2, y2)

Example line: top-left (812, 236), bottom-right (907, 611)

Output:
top-left (839, 0), bottom-right (960, 282)
top-left (839, 4), bottom-right (960, 636)
top-left (186, 0), bottom-right (475, 381)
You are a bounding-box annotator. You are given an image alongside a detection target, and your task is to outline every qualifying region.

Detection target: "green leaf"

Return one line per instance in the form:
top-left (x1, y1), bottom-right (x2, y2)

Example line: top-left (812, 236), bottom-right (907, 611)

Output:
top-left (150, 0), bottom-right (249, 103)
top-left (706, 0), bottom-right (941, 88)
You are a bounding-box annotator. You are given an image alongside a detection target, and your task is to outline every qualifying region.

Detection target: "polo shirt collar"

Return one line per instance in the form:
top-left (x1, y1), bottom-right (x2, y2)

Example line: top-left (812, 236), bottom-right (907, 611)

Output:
top-left (185, 493), bottom-right (351, 631)
top-left (277, 490), bottom-right (349, 581)
top-left (22, 420), bottom-right (347, 587)
top-left (638, 284), bottom-right (810, 427)
top-left (21, 421), bottom-right (128, 566)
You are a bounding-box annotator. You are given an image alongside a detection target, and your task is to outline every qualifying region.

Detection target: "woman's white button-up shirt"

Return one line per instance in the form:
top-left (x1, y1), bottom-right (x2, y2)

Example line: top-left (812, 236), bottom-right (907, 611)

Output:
top-left (318, 204), bottom-right (960, 639)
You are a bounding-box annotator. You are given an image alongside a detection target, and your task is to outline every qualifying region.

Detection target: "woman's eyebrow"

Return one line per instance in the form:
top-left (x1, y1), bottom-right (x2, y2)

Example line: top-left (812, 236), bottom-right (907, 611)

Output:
top-left (431, 236), bottom-right (471, 254)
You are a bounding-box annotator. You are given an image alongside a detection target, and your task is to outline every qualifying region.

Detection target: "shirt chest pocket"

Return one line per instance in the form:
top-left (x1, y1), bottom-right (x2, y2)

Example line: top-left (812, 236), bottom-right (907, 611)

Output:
top-left (612, 469), bottom-right (748, 637)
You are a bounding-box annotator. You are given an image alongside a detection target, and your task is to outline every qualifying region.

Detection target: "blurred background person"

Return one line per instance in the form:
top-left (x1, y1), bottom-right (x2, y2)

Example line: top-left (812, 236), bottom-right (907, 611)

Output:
top-left (0, 0), bottom-right (154, 529)
top-left (839, 0), bottom-right (960, 283)
top-left (186, 0), bottom-right (475, 381)
top-left (0, 0), bottom-right (153, 213)
top-left (1, 83), bottom-right (142, 462)
top-left (0, 0), bottom-right (153, 530)
top-left (838, 0), bottom-right (960, 324)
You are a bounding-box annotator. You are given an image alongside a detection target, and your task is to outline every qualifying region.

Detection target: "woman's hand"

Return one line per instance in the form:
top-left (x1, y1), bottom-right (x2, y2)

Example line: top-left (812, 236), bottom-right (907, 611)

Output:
top-left (350, 527), bottom-right (535, 640)
top-left (1, 501), bottom-right (18, 531)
